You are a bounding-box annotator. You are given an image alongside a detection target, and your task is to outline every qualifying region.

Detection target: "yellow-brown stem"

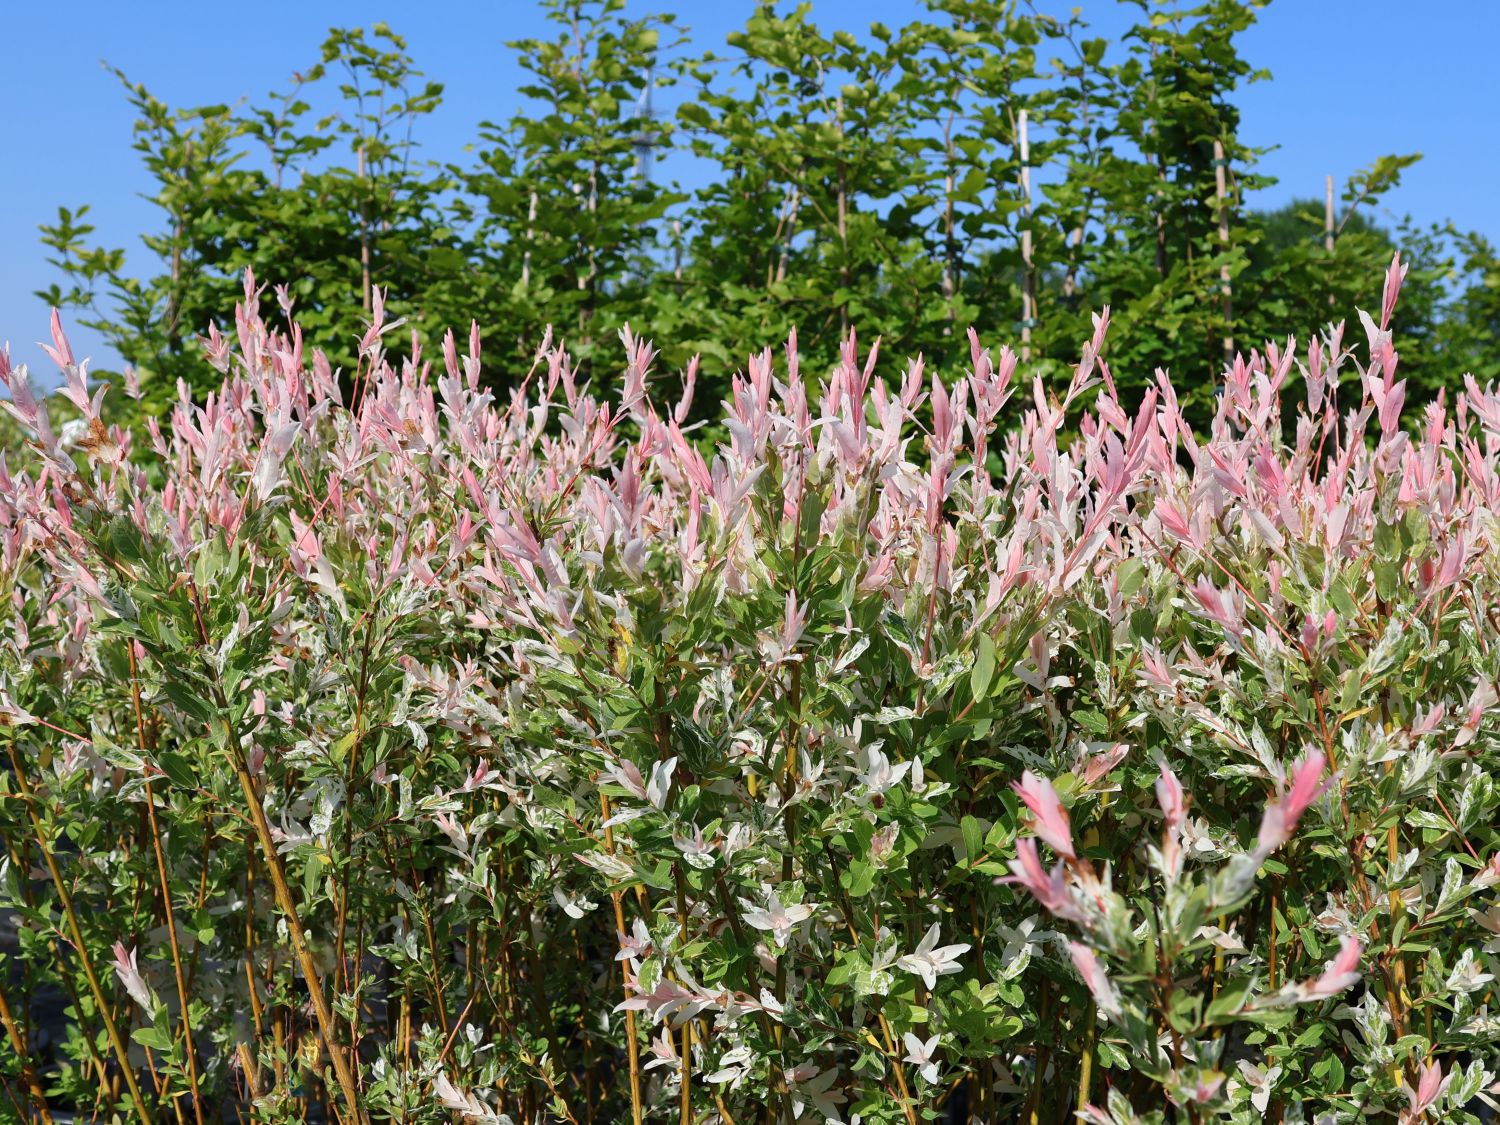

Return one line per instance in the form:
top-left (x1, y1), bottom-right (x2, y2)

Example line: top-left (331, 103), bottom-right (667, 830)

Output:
top-left (133, 640), bottom-right (206, 1125)
top-left (0, 978), bottom-right (53, 1123)
top-left (1076, 1010), bottom-right (1096, 1116)
top-left (8, 743), bottom-right (157, 1124)
top-left (675, 862), bottom-right (694, 1125)
top-left (143, 783), bottom-right (207, 1125)
top-left (601, 793), bottom-right (644, 1125)
top-left (1024, 983), bottom-right (1054, 1125)
top-left (233, 759), bottom-right (368, 1123)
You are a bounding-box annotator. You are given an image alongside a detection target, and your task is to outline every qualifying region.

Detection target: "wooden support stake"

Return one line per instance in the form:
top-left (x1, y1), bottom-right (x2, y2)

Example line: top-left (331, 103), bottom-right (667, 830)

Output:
top-left (1019, 109), bottom-right (1035, 362)
top-left (1325, 174), bottom-right (1337, 307)
top-left (1324, 175), bottom-right (1336, 254)
top-left (521, 190), bottom-right (538, 289)
top-left (1213, 139), bottom-right (1233, 367)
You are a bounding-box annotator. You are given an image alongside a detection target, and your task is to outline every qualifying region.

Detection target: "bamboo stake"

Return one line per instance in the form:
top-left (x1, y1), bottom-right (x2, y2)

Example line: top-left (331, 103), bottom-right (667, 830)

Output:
top-left (165, 139), bottom-right (191, 345)
top-left (1213, 139), bottom-right (1233, 367)
top-left (1019, 109), bottom-right (1035, 362)
top-left (942, 98), bottom-right (959, 331)
top-left (766, 185), bottom-right (794, 289)
top-left (1064, 226), bottom-right (1083, 302)
top-left (581, 159), bottom-right (599, 340)
top-left (1324, 175), bottom-right (1335, 254)
top-left (359, 144), bottom-right (371, 315)
top-left (1325, 174), bottom-right (1337, 307)
top-left (835, 93), bottom-right (850, 338)
top-left (522, 190), bottom-right (539, 289)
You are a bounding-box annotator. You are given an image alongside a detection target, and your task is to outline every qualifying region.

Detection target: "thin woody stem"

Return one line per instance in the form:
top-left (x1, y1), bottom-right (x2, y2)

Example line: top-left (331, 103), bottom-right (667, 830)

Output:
top-left (232, 749), bottom-right (368, 1124)
top-left (130, 644), bottom-right (207, 1125)
top-left (7, 741), bottom-right (157, 1125)
top-left (0, 976), bottom-right (53, 1124)
top-left (601, 792), bottom-right (644, 1125)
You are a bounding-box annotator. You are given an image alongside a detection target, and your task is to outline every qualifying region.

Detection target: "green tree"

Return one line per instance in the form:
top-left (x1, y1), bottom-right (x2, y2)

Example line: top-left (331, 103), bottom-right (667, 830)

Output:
top-left (908, 0), bottom-right (1070, 370)
top-left (668, 5), bottom-right (937, 374)
top-left (34, 0), bottom-right (1497, 429)
top-left (1046, 0), bottom-right (1268, 417)
top-left (1437, 233), bottom-right (1500, 383)
top-left (39, 24), bottom-right (452, 412)
top-left (449, 0), bottom-right (684, 374)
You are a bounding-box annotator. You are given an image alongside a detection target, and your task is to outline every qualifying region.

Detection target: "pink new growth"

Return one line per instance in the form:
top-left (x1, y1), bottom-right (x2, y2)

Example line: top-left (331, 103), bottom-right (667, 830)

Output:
top-left (1305, 935), bottom-right (1362, 1000)
top-left (1012, 770), bottom-right (1076, 859)
top-left (1402, 1061), bottom-right (1449, 1123)
top-left (1157, 765), bottom-right (1187, 877)
top-left (41, 308), bottom-right (76, 371)
top-left (1068, 941), bottom-right (1121, 1017)
top-left (1381, 251), bottom-right (1408, 332)
top-left (0, 258), bottom-right (1490, 1115)
top-left (112, 942), bottom-right (156, 1012)
top-left (1156, 765), bottom-right (1186, 830)
top-left (1190, 578), bottom-right (1244, 639)
top-left (1255, 752), bottom-right (1329, 858)
top-left (1004, 837), bottom-right (1086, 925)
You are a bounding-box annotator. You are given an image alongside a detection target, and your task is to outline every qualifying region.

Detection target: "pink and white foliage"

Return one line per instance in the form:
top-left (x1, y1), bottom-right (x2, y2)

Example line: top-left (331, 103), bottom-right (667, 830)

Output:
top-left (0, 258), bottom-right (1496, 1120)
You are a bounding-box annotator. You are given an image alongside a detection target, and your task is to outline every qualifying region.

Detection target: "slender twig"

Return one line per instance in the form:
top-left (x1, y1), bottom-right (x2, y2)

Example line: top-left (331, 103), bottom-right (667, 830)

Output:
top-left (601, 793), bottom-right (644, 1125)
top-left (0, 976), bottom-right (53, 1124)
top-left (130, 644), bottom-right (207, 1125)
top-left (232, 750), bottom-right (368, 1123)
top-left (6, 741), bottom-right (157, 1125)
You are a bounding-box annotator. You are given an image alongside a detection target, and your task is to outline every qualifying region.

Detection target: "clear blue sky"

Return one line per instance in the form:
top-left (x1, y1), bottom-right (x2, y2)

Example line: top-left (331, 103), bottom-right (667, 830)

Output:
top-left (3, 0), bottom-right (1494, 378)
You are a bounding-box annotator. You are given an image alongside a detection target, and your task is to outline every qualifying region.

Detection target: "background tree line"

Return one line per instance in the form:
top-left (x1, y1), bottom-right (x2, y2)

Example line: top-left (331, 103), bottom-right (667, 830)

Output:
top-left (36, 0), bottom-right (1500, 424)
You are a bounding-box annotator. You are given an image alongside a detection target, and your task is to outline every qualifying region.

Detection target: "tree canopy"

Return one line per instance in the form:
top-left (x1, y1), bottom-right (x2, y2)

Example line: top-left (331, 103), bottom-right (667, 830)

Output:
top-left (37, 0), bottom-right (1500, 424)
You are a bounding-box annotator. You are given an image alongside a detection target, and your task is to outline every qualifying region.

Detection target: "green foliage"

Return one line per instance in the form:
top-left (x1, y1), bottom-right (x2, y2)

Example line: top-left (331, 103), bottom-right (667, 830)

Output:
top-left (2, 265), bottom-right (1498, 1121)
top-left (439, 0), bottom-right (685, 372)
top-left (39, 24), bottom-right (454, 414)
top-left (36, 0), bottom-right (1499, 423)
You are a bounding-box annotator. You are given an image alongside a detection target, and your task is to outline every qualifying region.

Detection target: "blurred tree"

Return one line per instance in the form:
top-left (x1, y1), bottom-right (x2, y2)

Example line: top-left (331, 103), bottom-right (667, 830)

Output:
top-left (35, 0), bottom-right (1497, 430)
top-left (39, 24), bottom-right (452, 412)
top-left (447, 0), bottom-right (685, 375)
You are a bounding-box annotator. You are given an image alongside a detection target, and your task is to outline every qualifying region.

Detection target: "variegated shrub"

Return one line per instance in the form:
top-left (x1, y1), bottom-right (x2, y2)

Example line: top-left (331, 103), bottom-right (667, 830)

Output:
top-left (0, 258), bottom-right (1496, 1124)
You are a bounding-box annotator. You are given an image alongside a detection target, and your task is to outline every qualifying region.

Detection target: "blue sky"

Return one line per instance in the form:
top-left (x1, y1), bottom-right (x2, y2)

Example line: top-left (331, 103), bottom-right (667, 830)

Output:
top-left (3, 0), bottom-right (1494, 377)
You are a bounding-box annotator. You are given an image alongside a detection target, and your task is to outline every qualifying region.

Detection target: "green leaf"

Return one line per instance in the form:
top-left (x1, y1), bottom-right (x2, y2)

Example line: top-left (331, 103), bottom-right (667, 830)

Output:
top-left (960, 815), bottom-right (984, 864)
top-left (132, 1024), bottom-right (173, 1051)
top-left (156, 751), bottom-right (197, 790)
top-left (971, 633), bottom-right (996, 701)
top-left (1311, 1052), bottom-right (1344, 1089)
top-left (842, 859), bottom-right (876, 899)
top-left (1206, 980), bottom-right (1253, 1025)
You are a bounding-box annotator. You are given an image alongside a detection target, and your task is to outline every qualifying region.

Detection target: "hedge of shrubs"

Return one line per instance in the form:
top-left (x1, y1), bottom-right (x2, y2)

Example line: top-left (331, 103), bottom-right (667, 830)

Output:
top-left (0, 259), bottom-right (1497, 1123)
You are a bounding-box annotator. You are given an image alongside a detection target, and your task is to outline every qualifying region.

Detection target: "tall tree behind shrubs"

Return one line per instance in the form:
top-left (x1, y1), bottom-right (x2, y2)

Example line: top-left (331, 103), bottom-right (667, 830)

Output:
top-left (38, 0), bottom-right (1499, 419)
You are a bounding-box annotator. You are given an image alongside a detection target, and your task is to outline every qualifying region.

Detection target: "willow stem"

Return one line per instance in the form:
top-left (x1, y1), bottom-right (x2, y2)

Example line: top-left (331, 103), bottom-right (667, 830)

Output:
top-left (601, 793), bottom-right (644, 1125)
top-left (131, 644), bottom-right (206, 1125)
top-left (0, 976), bottom-right (53, 1123)
top-left (232, 751), bottom-right (367, 1123)
top-left (1076, 1006), bottom-right (1095, 1115)
top-left (7, 742), bottom-right (156, 1124)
